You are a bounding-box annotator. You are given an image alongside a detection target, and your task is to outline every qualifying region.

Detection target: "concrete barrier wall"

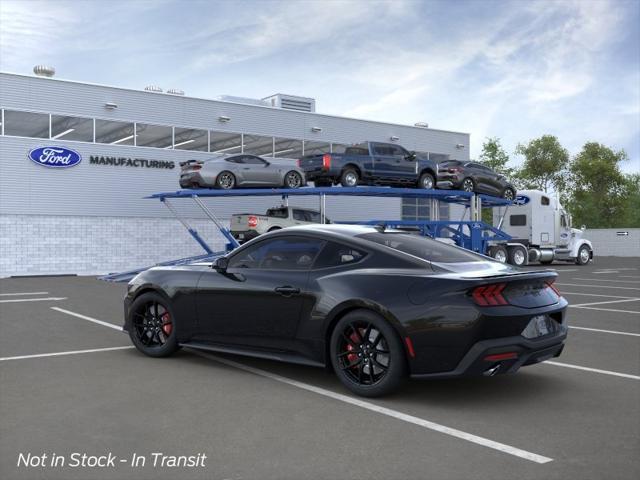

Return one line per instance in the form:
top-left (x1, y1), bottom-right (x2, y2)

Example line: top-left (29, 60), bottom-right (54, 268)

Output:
top-left (586, 228), bottom-right (640, 257)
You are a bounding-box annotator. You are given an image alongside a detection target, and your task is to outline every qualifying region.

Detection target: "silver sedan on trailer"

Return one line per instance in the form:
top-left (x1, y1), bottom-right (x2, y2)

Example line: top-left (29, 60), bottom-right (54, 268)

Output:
top-left (179, 154), bottom-right (306, 189)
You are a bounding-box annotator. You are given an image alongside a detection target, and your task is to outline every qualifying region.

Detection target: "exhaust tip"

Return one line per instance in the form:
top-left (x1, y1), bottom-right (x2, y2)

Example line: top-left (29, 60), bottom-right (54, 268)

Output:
top-left (483, 364), bottom-right (501, 377)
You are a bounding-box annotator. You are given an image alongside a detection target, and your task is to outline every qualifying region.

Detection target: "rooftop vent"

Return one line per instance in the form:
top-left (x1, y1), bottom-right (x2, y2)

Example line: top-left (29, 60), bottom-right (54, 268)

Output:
top-left (414, 122), bottom-right (429, 128)
top-left (262, 94), bottom-right (316, 113)
top-left (33, 65), bottom-right (55, 77)
top-left (144, 85), bottom-right (163, 93)
top-left (167, 88), bottom-right (185, 96)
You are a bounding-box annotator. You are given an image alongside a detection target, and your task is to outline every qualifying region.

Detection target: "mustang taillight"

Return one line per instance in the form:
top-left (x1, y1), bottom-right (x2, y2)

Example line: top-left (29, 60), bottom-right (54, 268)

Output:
top-left (472, 283), bottom-right (508, 306)
top-left (322, 154), bottom-right (332, 170)
top-left (448, 167), bottom-right (461, 173)
top-left (297, 159), bottom-right (302, 167)
top-left (191, 164), bottom-right (202, 170)
top-left (248, 216), bottom-right (258, 228)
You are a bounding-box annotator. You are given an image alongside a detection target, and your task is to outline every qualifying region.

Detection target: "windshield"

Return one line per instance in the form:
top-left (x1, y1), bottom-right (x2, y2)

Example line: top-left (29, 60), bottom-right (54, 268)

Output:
top-left (357, 232), bottom-right (484, 264)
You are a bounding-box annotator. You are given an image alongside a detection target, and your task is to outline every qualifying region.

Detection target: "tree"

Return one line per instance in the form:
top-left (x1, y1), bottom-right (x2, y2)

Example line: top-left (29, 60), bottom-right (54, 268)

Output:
top-left (515, 135), bottom-right (569, 193)
top-left (619, 174), bottom-right (640, 227)
top-left (566, 142), bottom-right (629, 228)
top-left (479, 137), bottom-right (514, 177)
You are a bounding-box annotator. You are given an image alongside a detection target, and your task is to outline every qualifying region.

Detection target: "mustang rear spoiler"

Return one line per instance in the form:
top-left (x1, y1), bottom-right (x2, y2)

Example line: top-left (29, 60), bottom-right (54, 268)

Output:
top-left (179, 159), bottom-right (204, 167)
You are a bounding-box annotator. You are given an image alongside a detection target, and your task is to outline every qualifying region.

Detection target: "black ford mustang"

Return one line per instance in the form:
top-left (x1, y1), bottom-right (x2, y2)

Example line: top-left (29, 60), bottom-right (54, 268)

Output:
top-left (123, 225), bottom-right (568, 397)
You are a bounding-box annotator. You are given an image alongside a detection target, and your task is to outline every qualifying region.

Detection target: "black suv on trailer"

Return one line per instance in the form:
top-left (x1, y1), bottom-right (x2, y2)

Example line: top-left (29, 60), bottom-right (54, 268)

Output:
top-left (437, 160), bottom-right (516, 199)
top-left (298, 141), bottom-right (438, 189)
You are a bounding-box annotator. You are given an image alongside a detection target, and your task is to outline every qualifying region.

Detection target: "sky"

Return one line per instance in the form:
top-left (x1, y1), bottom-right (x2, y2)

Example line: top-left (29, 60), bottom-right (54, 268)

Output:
top-left (1, 0), bottom-right (639, 173)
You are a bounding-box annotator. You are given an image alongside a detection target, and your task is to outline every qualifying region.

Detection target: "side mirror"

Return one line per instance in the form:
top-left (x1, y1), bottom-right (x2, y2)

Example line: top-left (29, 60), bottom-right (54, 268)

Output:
top-left (213, 256), bottom-right (229, 272)
top-left (581, 225), bottom-right (586, 231)
top-left (406, 151), bottom-right (417, 161)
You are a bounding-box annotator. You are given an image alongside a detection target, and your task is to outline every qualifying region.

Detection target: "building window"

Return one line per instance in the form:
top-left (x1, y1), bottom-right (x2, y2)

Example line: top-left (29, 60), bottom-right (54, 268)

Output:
top-left (3, 110), bottom-right (49, 138)
top-left (243, 134), bottom-right (274, 156)
top-left (51, 114), bottom-right (93, 142)
top-left (135, 123), bottom-right (173, 148)
top-left (173, 127), bottom-right (208, 151)
top-left (95, 119), bottom-right (135, 145)
top-left (210, 131), bottom-right (242, 154)
top-left (401, 199), bottom-right (449, 221)
top-left (304, 140), bottom-right (330, 156)
top-left (274, 137), bottom-right (303, 159)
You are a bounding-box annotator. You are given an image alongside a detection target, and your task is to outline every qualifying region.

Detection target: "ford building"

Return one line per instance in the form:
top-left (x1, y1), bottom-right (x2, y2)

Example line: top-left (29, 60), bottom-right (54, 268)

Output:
top-left (0, 68), bottom-right (470, 277)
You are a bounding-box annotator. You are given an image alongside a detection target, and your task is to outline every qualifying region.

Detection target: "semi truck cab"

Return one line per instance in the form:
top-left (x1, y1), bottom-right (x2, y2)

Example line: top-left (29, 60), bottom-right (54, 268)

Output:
top-left (490, 190), bottom-right (593, 266)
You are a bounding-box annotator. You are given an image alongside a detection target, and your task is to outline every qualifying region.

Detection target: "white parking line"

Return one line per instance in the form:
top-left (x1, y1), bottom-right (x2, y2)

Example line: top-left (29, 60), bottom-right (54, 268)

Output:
top-left (570, 298), bottom-right (640, 307)
top-left (545, 361), bottom-right (640, 380)
top-left (0, 346), bottom-right (134, 362)
top-left (561, 291), bottom-right (636, 299)
top-left (571, 278), bottom-right (640, 284)
top-left (0, 291), bottom-right (49, 296)
top-left (0, 297), bottom-right (67, 303)
top-left (192, 351), bottom-right (553, 464)
top-left (51, 307), bottom-right (123, 331)
top-left (569, 306), bottom-right (640, 315)
top-left (557, 283), bottom-right (640, 291)
top-left (619, 275), bottom-right (640, 279)
top-left (569, 326), bottom-right (640, 337)
top-left (592, 270), bottom-right (620, 274)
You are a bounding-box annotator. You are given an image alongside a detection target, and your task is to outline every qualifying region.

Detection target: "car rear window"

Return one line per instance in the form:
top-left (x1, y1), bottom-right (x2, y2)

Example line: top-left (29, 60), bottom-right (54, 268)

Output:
top-left (267, 208), bottom-right (288, 218)
top-left (357, 232), bottom-right (483, 263)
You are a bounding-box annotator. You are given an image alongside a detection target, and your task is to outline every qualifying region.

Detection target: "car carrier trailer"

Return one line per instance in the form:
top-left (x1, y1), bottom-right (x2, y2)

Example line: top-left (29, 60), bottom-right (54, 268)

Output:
top-left (100, 186), bottom-right (592, 282)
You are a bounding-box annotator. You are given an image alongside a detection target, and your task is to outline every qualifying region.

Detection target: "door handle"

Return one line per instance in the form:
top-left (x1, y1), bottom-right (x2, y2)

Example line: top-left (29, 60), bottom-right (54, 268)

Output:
top-left (275, 286), bottom-right (300, 296)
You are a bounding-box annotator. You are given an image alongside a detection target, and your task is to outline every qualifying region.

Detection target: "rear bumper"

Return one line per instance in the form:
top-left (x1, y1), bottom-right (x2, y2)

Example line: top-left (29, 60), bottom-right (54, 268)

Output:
top-left (179, 172), bottom-right (208, 188)
top-left (230, 230), bottom-right (261, 242)
top-left (410, 326), bottom-right (568, 379)
top-left (436, 174), bottom-right (462, 189)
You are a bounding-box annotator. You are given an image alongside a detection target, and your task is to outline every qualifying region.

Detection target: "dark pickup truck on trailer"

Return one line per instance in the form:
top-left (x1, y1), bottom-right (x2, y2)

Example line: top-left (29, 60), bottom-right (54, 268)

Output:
top-left (298, 142), bottom-right (439, 189)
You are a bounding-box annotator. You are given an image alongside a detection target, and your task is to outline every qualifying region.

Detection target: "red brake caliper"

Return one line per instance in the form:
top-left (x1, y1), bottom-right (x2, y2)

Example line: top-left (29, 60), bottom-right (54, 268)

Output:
top-left (346, 330), bottom-right (362, 366)
top-left (161, 312), bottom-right (172, 335)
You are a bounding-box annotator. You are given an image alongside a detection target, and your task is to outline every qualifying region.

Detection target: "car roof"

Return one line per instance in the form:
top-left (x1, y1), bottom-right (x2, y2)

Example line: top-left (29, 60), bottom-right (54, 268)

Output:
top-left (282, 224), bottom-right (398, 238)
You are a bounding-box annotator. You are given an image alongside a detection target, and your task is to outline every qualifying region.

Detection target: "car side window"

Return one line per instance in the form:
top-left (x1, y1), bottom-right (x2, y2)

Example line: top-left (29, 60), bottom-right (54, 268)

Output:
top-left (314, 242), bottom-right (367, 269)
top-left (292, 209), bottom-right (307, 221)
top-left (306, 211), bottom-right (321, 223)
top-left (243, 155), bottom-right (267, 165)
top-left (228, 237), bottom-right (325, 270)
top-left (225, 156), bottom-right (241, 163)
top-left (541, 196), bottom-right (550, 206)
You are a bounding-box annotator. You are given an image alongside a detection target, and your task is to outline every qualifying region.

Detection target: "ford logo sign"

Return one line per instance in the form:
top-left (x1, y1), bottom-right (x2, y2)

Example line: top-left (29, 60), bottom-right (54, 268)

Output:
top-left (514, 195), bottom-right (530, 206)
top-left (28, 146), bottom-right (82, 168)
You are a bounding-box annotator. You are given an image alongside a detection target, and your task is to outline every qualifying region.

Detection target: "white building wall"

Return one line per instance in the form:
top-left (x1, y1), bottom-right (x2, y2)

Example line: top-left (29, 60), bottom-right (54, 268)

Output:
top-left (585, 228), bottom-right (640, 257)
top-left (0, 72), bottom-right (469, 276)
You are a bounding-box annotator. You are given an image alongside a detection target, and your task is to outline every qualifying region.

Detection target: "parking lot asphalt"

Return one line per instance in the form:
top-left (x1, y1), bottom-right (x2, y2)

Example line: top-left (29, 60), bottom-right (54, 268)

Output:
top-left (1, 257), bottom-right (639, 480)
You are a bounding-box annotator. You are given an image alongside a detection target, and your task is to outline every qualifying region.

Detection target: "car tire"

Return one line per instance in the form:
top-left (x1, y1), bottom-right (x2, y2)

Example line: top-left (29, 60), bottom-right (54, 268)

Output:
top-left (507, 245), bottom-right (527, 266)
top-left (418, 172), bottom-right (435, 190)
top-left (330, 309), bottom-right (407, 397)
top-left (502, 187), bottom-right (515, 201)
top-left (284, 171), bottom-right (303, 189)
top-left (489, 245), bottom-right (508, 263)
top-left (340, 168), bottom-right (359, 187)
top-left (216, 171), bottom-right (236, 189)
top-left (461, 177), bottom-right (475, 192)
top-left (575, 245), bottom-right (591, 265)
top-left (128, 292), bottom-right (180, 358)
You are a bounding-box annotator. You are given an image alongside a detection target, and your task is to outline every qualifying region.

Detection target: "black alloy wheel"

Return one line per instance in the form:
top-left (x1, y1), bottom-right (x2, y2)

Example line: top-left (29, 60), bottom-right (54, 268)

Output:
top-left (330, 310), bottom-right (406, 397)
top-left (418, 172), bottom-right (435, 190)
top-left (284, 171), bottom-right (303, 189)
top-left (503, 188), bottom-right (515, 200)
top-left (461, 178), bottom-right (475, 192)
top-left (216, 171), bottom-right (236, 189)
top-left (129, 292), bottom-right (180, 357)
